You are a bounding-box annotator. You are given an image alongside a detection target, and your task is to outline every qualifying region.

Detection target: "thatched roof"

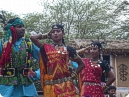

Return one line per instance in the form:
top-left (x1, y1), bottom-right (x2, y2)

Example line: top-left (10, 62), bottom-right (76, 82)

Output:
top-left (68, 39), bottom-right (129, 54)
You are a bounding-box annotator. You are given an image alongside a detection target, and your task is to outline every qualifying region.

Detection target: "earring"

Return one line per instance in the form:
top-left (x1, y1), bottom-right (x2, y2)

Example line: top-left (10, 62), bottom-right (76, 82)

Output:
top-left (100, 53), bottom-right (103, 60)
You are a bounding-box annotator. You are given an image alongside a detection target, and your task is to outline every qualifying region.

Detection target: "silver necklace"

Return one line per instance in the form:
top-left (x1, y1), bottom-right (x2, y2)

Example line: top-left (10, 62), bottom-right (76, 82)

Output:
top-left (55, 45), bottom-right (67, 54)
top-left (90, 59), bottom-right (101, 68)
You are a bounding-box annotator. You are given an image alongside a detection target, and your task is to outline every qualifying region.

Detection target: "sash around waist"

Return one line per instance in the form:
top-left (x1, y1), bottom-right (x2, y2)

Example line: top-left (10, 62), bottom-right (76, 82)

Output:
top-left (44, 77), bottom-right (71, 85)
top-left (83, 82), bottom-right (101, 86)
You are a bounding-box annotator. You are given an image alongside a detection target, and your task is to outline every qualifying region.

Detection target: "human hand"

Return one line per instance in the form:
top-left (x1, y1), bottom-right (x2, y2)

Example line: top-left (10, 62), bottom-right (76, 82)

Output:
top-left (47, 32), bottom-right (51, 39)
top-left (83, 46), bottom-right (90, 54)
top-left (30, 31), bottom-right (38, 36)
top-left (70, 71), bottom-right (77, 79)
top-left (102, 85), bottom-right (108, 91)
top-left (77, 46), bottom-right (90, 54)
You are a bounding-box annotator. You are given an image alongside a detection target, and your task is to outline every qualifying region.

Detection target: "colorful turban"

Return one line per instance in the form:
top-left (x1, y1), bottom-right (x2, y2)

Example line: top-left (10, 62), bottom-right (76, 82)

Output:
top-left (4, 18), bottom-right (24, 43)
top-left (4, 18), bottom-right (24, 30)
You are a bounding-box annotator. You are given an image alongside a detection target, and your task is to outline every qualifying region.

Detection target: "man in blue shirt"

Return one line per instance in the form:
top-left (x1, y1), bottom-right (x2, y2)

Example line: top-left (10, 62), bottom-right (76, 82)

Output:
top-left (0, 17), bottom-right (40, 97)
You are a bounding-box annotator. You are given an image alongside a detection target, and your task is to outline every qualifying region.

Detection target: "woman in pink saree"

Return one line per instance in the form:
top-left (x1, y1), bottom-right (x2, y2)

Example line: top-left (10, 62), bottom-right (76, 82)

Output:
top-left (79, 41), bottom-right (116, 97)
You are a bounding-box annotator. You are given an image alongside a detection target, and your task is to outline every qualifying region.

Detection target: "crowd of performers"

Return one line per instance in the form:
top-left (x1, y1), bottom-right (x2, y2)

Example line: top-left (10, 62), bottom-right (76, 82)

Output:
top-left (0, 17), bottom-right (116, 97)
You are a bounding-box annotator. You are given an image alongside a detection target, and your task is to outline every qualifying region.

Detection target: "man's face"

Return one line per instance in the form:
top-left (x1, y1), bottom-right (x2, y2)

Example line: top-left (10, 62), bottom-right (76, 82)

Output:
top-left (14, 24), bottom-right (25, 38)
top-left (108, 89), bottom-right (116, 97)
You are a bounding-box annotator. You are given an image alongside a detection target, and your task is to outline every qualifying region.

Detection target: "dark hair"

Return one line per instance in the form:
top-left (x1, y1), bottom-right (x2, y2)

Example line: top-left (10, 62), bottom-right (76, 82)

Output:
top-left (108, 86), bottom-right (116, 91)
top-left (51, 24), bottom-right (64, 33)
top-left (7, 17), bottom-right (19, 24)
top-left (91, 41), bottom-right (102, 50)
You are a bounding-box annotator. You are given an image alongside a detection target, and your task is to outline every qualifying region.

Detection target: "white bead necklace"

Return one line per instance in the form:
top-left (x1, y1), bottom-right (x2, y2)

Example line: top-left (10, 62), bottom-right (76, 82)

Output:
top-left (54, 45), bottom-right (67, 54)
top-left (90, 59), bottom-right (101, 68)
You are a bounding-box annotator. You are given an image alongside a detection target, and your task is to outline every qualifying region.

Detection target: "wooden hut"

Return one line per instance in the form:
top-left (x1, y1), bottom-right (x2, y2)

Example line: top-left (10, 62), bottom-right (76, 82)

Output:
top-left (69, 39), bottom-right (129, 97)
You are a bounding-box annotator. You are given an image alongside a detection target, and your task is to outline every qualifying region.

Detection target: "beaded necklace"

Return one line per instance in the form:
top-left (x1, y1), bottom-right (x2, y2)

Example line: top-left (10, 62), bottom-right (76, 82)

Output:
top-left (54, 44), bottom-right (67, 55)
top-left (90, 59), bottom-right (102, 68)
top-left (52, 43), bottom-right (67, 54)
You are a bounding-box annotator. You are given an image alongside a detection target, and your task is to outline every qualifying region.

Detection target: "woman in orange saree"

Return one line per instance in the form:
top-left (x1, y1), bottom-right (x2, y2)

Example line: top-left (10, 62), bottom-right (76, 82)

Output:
top-left (30, 24), bottom-right (85, 97)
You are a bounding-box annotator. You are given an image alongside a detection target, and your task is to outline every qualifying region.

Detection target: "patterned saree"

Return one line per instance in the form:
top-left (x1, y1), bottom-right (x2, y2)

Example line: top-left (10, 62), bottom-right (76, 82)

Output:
top-left (79, 58), bottom-right (104, 97)
top-left (40, 43), bottom-right (78, 97)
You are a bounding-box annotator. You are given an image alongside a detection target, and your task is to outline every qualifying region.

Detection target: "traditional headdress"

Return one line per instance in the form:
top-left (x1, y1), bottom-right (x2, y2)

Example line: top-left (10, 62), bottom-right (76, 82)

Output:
top-left (0, 18), bottom-right (24, 68)
top-left (51, 24), bottom-right (64, 33)
top-left (90, 41), bottom-right (102, 49)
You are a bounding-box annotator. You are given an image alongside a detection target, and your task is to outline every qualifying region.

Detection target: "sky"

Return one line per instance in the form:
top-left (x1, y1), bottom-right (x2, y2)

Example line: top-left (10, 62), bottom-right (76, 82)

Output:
top-left (0, 0), bottom-right (129, 16)
top-left (0, 0), bottom-right (43, 15)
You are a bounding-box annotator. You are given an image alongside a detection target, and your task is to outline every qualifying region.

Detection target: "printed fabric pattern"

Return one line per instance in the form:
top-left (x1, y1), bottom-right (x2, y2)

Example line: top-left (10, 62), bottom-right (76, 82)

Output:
top-left (80, 58), bottom-right (105, 97)
top-left (0, 38), bottom-right (33, 86)
top-left (40, 43), bottom-right (78, 97)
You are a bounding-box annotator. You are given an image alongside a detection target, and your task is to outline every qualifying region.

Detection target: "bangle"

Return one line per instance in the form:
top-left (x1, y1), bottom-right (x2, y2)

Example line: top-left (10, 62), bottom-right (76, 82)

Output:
top-left (104, 85), bottom-right (108, 90)
top-left (77, 48), bottom-right (86, 54)
top-left (71, 71), bottom-right (77, 79)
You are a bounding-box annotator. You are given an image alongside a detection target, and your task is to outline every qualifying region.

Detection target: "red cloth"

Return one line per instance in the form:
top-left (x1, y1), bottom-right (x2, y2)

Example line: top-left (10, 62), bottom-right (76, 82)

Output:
top-left (10, 26), bottom-right (17, 43)
top-left (0, 41), bottom-right (12, 68)
top-left (42, 43), bottom-right (77, 97)
top-left (80, 58), bottom-right (104, 97)
top-left (44, 43), bottom-right (70, 79)
top-left (0, 26), bottom-right (17, 68)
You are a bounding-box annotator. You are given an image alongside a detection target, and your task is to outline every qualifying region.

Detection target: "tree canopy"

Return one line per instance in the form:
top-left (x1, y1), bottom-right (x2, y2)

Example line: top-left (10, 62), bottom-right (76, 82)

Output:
top-left (0, 0), bottom-right (129, 40)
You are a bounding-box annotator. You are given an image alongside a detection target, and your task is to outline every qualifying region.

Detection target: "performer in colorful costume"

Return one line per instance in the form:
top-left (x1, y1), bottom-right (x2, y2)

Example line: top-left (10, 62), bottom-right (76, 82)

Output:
top-left (30, 24), bottom-right (85, 97)
top-left (0, 18), bottom-right (40, 97)
top-left (78, 41), bottom-right (116, 97)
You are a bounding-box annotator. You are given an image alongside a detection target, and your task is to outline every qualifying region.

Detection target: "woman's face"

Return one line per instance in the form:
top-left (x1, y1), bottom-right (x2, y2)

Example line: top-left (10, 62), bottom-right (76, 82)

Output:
top-left (90, 46), bottom-right (100, 58)
top-left (51, 29), bottom-right (64, 42)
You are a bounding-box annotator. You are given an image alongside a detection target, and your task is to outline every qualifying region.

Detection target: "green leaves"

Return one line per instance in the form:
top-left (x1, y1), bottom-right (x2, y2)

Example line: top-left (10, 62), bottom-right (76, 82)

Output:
top-left (1, 0), bottom-right (129, 40)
